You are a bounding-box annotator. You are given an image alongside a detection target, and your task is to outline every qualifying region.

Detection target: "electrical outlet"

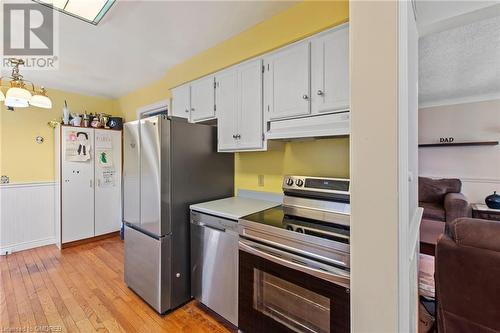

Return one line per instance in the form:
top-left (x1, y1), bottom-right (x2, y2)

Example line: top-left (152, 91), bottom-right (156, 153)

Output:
top-left (258, 175), bottom-right (265, 187)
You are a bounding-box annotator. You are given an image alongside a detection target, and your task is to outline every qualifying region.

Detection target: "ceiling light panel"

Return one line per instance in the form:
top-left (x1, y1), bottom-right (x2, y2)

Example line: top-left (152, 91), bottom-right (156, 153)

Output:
top-left (33, 0), bottom-right (115, 25)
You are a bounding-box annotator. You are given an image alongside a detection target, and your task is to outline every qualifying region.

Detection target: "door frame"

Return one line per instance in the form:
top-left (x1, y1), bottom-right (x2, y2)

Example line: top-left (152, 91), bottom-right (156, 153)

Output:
top-left (398, 1), bottom-right (423, 332)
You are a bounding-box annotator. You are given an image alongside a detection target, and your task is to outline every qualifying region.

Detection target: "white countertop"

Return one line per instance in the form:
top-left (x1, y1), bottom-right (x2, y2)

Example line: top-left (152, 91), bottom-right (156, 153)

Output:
top-left (190, 196), bottom-right (280, 220)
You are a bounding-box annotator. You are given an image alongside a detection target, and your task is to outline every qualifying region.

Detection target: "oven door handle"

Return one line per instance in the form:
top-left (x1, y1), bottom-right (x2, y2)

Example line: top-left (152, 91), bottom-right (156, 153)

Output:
top-left (239, 239), bottom-right (350, 288)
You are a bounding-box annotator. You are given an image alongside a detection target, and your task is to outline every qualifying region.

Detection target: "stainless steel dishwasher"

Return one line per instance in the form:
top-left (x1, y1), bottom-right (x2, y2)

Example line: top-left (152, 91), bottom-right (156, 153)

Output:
top-left (190, 210), bottom-right (238, 326)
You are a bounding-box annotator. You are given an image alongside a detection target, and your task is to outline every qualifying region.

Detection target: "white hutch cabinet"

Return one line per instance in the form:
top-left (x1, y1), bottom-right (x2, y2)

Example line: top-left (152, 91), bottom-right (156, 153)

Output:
top-left (55, 125), bottom-right (122, 247)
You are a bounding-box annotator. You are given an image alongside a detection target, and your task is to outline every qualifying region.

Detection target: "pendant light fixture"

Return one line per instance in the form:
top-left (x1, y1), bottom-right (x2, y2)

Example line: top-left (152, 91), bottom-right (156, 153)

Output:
top-left (30, 88), bottom-right (53, 109)
top-left (0, 58), bottom-right (53, 109)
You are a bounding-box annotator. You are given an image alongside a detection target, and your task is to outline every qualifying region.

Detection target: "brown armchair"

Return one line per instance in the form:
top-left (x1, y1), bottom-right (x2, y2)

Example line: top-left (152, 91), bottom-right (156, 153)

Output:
top-left (435, 218), bottom-right (500, 332)
top-left (419, 177), bottom-right (470, 223)
top-left (419, 177), bottom-right (470, 255)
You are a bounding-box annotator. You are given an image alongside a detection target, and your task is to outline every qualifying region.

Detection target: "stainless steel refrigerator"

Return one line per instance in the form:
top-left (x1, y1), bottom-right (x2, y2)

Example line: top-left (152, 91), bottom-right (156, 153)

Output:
top-left (123, 113), bottom-right (234, 314)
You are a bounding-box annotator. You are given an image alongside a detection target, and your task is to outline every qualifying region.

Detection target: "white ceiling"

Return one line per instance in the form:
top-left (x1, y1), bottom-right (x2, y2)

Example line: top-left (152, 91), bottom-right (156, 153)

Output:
top-left (417, 1), bottom-right (500, 107)
top-left (2, 1), bottom-right (296, 98)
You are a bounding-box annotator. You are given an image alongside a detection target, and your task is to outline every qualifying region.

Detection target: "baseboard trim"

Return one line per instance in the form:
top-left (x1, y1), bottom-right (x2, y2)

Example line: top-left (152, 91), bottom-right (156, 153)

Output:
top-left (61, 231), bottom-right (120, 249)
top-left (0, 237), bottom-right (56, 255)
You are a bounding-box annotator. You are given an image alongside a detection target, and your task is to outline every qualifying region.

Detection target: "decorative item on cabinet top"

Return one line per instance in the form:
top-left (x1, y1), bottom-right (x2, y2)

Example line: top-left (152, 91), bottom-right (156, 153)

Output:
top-left (58, 117), bottom-right (122, 130)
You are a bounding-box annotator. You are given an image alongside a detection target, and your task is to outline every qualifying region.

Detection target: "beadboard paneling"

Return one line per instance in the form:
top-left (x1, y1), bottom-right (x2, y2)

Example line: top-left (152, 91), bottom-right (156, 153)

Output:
top-left (0, 182), bottom-right (56, 254)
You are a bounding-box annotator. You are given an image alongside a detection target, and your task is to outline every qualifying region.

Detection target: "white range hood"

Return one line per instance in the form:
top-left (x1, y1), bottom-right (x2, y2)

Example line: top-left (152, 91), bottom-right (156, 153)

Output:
top-left (265, 111), bottom-right (350, 140)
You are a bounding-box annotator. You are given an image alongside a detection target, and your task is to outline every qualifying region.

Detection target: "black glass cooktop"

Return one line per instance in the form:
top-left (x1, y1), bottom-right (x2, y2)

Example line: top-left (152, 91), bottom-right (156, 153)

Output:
top-left (241, 206), bottom-right (350, 244)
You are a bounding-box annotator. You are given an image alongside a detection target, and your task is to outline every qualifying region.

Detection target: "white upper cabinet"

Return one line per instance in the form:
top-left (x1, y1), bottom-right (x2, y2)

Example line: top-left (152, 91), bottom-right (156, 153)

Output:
top-left (216, 59), bottom-right (264, 152)
top-left (171, 84), bottom-right (190, 119)
top-left (190, 75), bottom-right (216, 122)
top-left (264, 41), bottom-right (311, 121)
top-left (311, 24), bottom-right (350, 114)
top-left (216, 68), bottom-right (238, 151)
top-left (237, 59), bottom-right (264, 150)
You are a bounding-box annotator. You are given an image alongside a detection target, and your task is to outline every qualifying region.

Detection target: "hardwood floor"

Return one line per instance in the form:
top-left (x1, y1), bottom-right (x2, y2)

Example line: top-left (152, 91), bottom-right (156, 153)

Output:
top-left (0, 236), bottom-right (235, 333)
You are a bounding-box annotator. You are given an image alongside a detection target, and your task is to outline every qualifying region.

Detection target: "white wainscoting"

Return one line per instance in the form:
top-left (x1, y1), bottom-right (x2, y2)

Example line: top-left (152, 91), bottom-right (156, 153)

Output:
top-left (0, 182), bottom-right (56, 254)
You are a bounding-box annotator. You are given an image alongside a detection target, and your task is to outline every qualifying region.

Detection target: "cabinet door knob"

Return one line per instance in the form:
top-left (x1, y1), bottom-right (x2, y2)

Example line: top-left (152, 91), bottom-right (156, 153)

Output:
top-left (185, 109), bottom-right (189, 113)
top-left (317, 90), bottom-right (324, 96)
top-left (232, 134), bottom-right (236, 139)
top-left (302, 94), bottom-right (309, 100)
top-left (191, 108), bottom-right (195, 112)
top-left (236, 134), bottom-right (241, 139)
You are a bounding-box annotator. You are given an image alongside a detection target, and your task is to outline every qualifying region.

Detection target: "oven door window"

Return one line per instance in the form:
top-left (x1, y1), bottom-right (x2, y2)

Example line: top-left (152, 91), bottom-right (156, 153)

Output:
top-left (239, 249), bottom-right (350, 333)
top-left (254, 269), bottom-right (330, 333)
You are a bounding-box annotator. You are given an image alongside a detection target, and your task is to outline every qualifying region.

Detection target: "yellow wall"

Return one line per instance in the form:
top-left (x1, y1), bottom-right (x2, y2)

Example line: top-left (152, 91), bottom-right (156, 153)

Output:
top-left (236, 138), bottom-right (349, 192)
top-left (0, 89), bottom-right (118, 183)
top-left (117, 0), bottom-right (350, 193)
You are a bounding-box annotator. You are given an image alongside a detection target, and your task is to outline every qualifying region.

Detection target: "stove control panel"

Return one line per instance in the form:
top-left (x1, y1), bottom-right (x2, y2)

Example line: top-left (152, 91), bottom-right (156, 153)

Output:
top-left (283, 175), bottom-right (350, 194)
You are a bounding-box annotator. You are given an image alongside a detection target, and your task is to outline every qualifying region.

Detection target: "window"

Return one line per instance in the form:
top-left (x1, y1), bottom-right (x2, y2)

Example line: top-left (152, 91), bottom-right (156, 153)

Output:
top-left (32, 0), bottom-right (115, 25)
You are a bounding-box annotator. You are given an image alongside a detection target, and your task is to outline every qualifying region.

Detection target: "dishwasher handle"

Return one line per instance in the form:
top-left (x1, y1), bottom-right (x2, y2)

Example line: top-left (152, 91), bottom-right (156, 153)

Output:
top-left (191, 218), bottom-right (226, 232)
top-left (200, 223), bottom-right (225, 233)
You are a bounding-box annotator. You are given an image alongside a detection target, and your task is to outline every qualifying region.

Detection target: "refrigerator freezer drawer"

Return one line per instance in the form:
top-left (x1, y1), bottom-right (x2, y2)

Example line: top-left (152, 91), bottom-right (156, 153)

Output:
top-left (124, 225), bottom-right (171, 313)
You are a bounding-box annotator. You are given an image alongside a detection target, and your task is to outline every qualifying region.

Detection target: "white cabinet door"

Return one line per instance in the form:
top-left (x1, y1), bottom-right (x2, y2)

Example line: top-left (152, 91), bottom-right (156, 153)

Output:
top-left (94, 129), bottom-right (122, 236)
top-left (237, 59), bottom-right (264, 150)
top-left (311, 24), bottom-right (350, 114)
top-left (171, 85), bottom-right (190, 119)
top-left (216, 68), bottom-right (238, 151)
top-left (265, 41), bottom-right (310, 120)
top-left (190, 75), bottom-right (215, 122)
top-left (61, 127), bottom-right (95, 243)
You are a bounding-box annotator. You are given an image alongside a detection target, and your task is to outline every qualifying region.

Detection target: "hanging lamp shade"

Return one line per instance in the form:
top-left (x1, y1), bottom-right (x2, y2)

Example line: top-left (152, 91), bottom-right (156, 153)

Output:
top-left (5, 87), bottom-right (32, 107)
top-left (30, 94), bottom-right (53, 109)
top-left (5, 96), bottom-right (30, 107)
